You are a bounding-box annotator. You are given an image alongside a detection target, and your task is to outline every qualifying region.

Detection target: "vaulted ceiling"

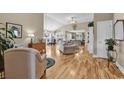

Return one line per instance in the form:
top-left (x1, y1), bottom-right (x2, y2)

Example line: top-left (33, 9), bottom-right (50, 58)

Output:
top-left (44, 13), bottom-right (94, 31)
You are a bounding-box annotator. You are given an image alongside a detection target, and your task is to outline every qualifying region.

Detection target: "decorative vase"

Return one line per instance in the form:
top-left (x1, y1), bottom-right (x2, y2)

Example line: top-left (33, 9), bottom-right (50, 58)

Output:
top-left (107, 50), bottom-right (117, 63)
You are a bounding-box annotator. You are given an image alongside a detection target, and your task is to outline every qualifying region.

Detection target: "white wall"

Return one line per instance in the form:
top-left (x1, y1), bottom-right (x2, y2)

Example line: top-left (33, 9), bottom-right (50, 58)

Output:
top-left (56, 22), bottom-right (88, 32)
top-left (55, 22), bottom-right (87, 42)
top-left (0, 13), bottom-right (43, 46)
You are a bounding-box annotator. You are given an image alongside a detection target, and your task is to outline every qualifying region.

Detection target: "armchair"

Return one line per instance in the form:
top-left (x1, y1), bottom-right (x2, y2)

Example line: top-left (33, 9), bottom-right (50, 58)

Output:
top-left (4, 48), bottom-right (46, 79)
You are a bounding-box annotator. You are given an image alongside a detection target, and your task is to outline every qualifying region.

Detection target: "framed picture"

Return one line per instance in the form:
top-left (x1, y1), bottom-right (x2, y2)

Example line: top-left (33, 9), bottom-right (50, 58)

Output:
top-left (114, 20), bottom-right (124, 41)
top-left (6, 22), bottom-right (22, 38)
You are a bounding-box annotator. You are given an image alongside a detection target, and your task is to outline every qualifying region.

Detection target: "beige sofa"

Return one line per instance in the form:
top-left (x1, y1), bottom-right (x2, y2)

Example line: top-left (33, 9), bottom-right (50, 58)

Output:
top-left (4, 48), bottom-right (47, 79)
top-left (59, 40), bottom-right (80, 54)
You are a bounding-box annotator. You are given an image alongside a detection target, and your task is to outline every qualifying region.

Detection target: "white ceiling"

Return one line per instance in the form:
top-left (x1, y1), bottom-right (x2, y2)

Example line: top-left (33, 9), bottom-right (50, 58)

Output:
top-left (44, 13), bottom-right (94, 31)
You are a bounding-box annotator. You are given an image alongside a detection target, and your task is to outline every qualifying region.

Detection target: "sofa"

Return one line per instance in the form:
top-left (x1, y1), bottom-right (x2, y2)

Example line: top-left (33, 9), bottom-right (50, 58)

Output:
top-left (4, 48), bottom-right (47, 79)
top-left (59, 40), bottom-right (80, 54)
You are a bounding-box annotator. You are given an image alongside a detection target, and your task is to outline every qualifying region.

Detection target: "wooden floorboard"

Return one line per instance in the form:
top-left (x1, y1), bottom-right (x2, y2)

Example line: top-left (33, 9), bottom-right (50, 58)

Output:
top-left (46, 45), bottom-right (124, 79)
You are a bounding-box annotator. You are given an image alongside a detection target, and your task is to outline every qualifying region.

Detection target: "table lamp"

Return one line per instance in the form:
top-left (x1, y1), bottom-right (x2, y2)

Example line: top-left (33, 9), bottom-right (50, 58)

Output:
top-left (28, 33), bottom-right (34, 46)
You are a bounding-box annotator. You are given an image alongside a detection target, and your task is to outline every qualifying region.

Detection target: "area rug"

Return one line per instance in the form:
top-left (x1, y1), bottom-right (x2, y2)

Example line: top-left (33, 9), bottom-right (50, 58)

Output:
top-left (46, 58), bottom-right (55, 69)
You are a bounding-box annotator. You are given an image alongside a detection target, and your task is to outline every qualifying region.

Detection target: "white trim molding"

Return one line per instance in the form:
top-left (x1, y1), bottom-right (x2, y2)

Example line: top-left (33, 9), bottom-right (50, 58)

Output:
top-left (116, 62), bottom-right (124, 74)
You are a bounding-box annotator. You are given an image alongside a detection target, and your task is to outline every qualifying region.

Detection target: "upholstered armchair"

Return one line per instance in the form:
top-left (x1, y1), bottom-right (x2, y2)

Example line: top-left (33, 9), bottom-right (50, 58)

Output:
top-left (4, 48), bottom-right (47, 79)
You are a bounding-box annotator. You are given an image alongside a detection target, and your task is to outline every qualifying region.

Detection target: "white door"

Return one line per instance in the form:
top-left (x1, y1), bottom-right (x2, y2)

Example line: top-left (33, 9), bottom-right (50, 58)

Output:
top-left (97, 20), bottom-right (112, 58)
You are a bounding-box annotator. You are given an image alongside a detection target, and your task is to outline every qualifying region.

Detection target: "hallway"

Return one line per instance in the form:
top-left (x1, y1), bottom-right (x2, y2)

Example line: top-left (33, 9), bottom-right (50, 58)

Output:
top-left (46, 45), bottom-right (124, 79)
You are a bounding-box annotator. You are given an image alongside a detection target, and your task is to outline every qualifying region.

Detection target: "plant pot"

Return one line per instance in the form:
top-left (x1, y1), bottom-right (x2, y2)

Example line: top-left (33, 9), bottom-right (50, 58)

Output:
top-left (107, 50), bottom-right (117, 63)
top-left (108, 46), bottom-right (113, 51)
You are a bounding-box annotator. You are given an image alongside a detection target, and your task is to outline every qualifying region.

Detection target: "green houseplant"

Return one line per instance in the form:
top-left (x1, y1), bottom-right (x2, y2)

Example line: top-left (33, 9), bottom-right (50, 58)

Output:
top-left (105, 38), bottom-right (117, 63)
top-left (88, 21), bottom-right (94, 27)
top-left (0, 26), bottom-right (16, 70)
top-left (105, 38), bottom-right (117, 51)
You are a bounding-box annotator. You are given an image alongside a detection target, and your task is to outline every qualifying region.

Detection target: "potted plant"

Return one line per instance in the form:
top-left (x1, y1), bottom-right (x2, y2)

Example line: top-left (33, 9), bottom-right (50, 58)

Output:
top-left (88, 21), bottom-right (94, 27)
top-left (0, 26), bottom-right (16, 71)
top-left (105, 38), bottom-right (117, 63)
top-left (105, 38), bottom-right (117, 51)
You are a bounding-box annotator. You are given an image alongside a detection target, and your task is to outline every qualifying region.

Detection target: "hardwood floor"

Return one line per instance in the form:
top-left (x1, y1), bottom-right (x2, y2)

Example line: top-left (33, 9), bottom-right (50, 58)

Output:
top-left (46, 45), bottom-right (124, 79)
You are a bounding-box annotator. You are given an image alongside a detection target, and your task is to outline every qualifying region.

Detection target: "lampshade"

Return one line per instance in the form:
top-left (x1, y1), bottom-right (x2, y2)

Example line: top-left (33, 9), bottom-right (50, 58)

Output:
top-left (28, 33), bottom-right (34, 37)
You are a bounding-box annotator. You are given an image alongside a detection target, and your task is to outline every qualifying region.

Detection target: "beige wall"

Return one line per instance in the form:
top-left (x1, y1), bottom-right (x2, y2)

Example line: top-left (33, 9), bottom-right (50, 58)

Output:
top-left (94, 13), bottom-right (114, 55)
top-left (56, 22), bottom-right (88, 32)
top-left (114, 13), bottom-right (124, 22)
top-left (0, 13), bottom-right (43, 45)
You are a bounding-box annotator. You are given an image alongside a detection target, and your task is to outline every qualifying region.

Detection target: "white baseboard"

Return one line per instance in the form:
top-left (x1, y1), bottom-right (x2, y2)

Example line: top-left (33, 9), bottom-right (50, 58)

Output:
top-left (92, 54), bottom-right (107, 59)
top-left (116, 62), bottom-right (124, 74)
top-left (93, 54), bottom-right (98, 58)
